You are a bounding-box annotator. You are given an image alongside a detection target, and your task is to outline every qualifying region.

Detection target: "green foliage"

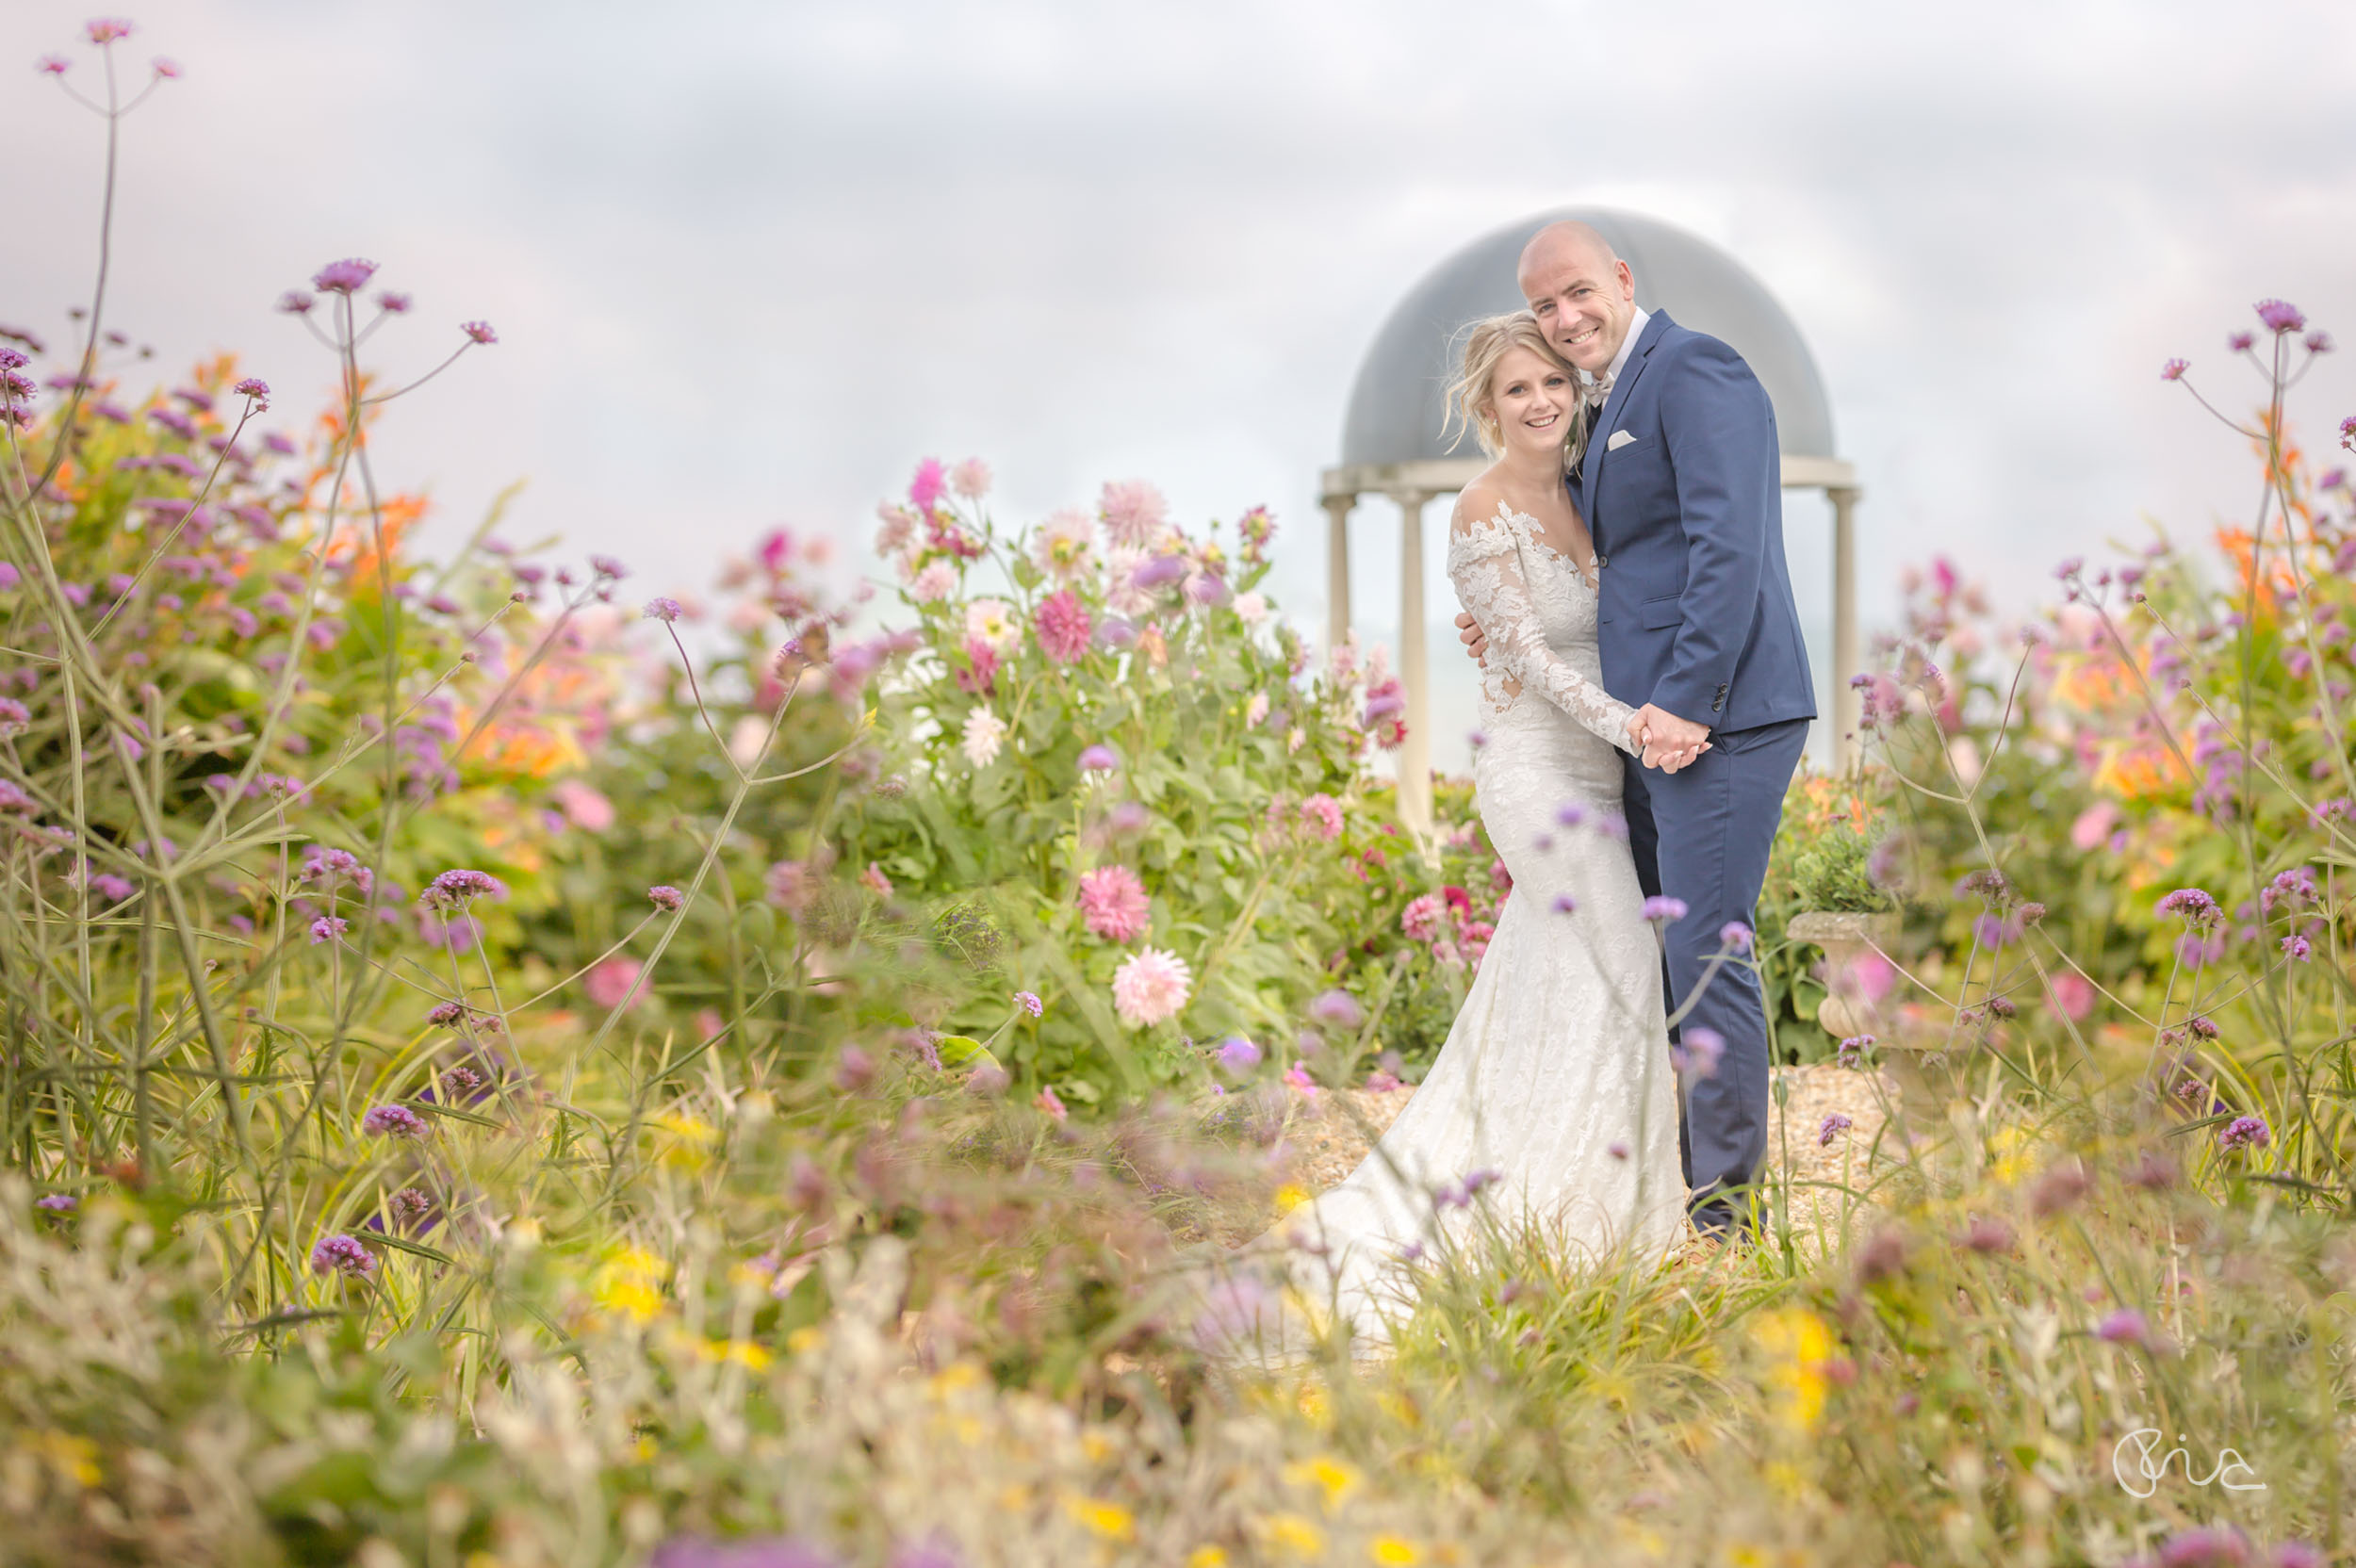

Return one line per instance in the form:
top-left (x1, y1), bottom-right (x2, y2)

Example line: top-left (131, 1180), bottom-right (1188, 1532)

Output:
top-left (830, 487), bottom-right (1413, 1105)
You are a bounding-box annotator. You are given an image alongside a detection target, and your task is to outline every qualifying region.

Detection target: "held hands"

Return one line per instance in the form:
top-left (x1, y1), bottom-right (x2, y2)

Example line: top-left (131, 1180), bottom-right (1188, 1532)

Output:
top-left (1631, 704), bottom-right (1711, 773)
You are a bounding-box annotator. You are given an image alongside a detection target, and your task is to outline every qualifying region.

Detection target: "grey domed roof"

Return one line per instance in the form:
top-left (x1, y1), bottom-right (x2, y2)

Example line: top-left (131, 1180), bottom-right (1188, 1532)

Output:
top-left (1340, 208), bottom-right (1836, 466)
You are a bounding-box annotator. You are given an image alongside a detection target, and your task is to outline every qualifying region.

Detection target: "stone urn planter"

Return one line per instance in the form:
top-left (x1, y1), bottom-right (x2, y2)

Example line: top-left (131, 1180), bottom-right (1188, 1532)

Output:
top-left (1785, 909), bottom-right (1902, 1044)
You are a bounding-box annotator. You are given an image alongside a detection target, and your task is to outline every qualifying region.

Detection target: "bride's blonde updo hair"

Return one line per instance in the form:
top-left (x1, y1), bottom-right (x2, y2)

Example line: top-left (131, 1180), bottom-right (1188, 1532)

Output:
top-left (1443, 310), bottom-right (1585, 474)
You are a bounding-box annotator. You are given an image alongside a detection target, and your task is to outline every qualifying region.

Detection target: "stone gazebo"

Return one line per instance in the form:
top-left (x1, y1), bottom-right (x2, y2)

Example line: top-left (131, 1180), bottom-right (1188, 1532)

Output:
top-left (1321, 207), bottom-right (1859, 839)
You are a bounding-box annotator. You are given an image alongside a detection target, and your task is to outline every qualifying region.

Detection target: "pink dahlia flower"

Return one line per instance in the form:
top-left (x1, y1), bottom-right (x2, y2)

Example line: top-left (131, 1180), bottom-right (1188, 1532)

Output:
top-left (949, 457), bottom-right (991, 499)
top-left (1300, 793), bottom-right (1344, 841)
top-left (1034, 589), bottom-right (1092, 663)
top-left (1098, 479), bottom-right (1169, 548)
top-left (1077, 864), bottom-right (1151, 942)
top-left (1112, 946), bottom-right (1192, 1028)
top-left (909, 458), bottom-right (947, 511)
top-left (1401, 892), bottom-right (1446, 943)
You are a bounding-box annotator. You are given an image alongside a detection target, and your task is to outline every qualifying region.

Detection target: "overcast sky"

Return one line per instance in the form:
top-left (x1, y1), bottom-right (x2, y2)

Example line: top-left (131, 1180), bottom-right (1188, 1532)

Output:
top-left (10, 0), bottom-right (2355, 774)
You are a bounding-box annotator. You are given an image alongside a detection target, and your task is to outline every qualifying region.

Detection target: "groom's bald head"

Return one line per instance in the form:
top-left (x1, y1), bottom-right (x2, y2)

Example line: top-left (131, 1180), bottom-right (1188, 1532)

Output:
top-left (1518, 220), bottom-right (1637, 376)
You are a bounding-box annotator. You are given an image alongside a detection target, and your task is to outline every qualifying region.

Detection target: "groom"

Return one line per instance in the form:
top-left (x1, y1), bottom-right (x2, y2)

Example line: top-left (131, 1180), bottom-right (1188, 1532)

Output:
top-left (1457, 220), bottom-right (1815, 1242)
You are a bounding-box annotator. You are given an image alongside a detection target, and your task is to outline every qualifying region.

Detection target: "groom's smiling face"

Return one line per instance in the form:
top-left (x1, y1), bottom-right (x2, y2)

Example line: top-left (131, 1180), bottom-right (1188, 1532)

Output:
top-left (1518, 225), bottom-right (1636, 377)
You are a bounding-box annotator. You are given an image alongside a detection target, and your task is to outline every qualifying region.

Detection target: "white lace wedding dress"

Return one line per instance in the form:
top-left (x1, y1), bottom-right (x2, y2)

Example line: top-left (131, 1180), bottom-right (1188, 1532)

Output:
top-left (1228, 498), bottom-right (1688, 1355)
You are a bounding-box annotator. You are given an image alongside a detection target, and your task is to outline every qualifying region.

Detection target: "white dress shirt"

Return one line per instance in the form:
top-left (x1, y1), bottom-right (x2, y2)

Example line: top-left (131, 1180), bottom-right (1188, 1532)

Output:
top-left (1586, 305), bottom-right (1649, 403)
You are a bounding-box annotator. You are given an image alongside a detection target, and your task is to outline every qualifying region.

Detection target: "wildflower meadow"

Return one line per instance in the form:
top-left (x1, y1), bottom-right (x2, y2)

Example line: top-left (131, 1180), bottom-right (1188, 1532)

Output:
top-left (3, 20), bottom-right (2352, 1568)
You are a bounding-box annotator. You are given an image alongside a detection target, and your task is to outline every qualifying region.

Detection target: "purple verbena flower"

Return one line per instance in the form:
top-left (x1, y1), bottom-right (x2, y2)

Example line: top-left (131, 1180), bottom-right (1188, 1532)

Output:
top-left (1551, 892), bottom-right (1578, 915)
top-left (2229, 331), bottom-right (2256, 352)
top-left (1818, 1112), bottom-right (1853, 1147)
top-left (1718, 921), bottom-right (1754, 954)
top-left (86, 20), bottom-right (134, 43)
top-left (1012, 989), bottom-right (1042, 1018)
top-left (2160, 358), bottom-right (2189, 381)
top-left (312, 258), bottom-right (378, 294)
top-left (2255, 299), bottom-right (2305, 335)
top-left (1216, 1035), bottom-right (1261, 1073)
top-left (1670, 1026), bottom-right (1725, 1078)
top-left (309, 915), bottom-right (349, 945)
top-left (426, 1000), bottom-right (467, 1028)
top-left (2095, 1308), bottom-right (2152, 1348)
top-left (1077, 743), bottom-right (1119, 772)
top-left (420, 868), bottom-right (505, 908)
top-left (310, 1233), bottom-right (377, 1277)
top-left (37, 54), bottom-right (71, 75)
top-left (389, 1187), bottom-right (434, 1225)
top-left (377, 291), bottom-right (412, 314)
top-left (588, 553), bottom-right (628, 580)
top-left (362, 1103), bottom-right (428, 1139)
top-left (1308, 989), bottom-right (1365, 1030)
top-left (462, 320), bottom-right (499, 345)
top-left (1640, 895), bottom-right (1688, 924)
top-left (36, 1194), bottom-right (77, 1214)
top-left (2156, 887), bottom-right (2220, 925)
top-left (647, 884), bottom-right (685, 912)
top-left (2157, 1527), bottom-right (2250, 1568)
top-left (276, 289), bottom-right (315, 316)
top-left (2219, 1115), bottom-right (2270, 1152)
top-left (643, 596), bottom-right (682, 622)
top-left (2305, 332), bottom-right (2333, 355)
top-left (233, 377), bottom-right (270, 404)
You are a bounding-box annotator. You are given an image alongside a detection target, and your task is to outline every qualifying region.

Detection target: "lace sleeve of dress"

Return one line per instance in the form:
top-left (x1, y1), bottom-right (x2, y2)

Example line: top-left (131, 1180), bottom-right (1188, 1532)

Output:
top-left (1447, 502), bottom-right (1640, 755)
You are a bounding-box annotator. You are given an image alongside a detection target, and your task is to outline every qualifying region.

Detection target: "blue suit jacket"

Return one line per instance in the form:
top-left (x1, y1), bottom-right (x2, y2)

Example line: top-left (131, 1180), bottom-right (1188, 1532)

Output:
top-left (1579, 310), bottom-right (1816, 734)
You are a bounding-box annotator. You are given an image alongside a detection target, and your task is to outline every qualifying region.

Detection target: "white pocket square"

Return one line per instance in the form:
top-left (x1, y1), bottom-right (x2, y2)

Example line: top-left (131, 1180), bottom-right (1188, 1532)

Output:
top-left (1606, 429), bottom-right (1638, 451)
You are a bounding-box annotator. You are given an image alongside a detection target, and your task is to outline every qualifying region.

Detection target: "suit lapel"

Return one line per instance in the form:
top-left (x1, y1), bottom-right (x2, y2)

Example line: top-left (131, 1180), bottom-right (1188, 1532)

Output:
top-left (1580, 310), bottom-right (1673, 537)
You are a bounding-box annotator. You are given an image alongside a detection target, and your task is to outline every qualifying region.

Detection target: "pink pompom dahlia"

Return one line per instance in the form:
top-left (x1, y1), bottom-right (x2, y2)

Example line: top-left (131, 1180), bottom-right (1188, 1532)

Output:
top-left (1077, 865), bottom-right (1151, 942)
top-left (1034, 590), bottom-right (1092, 663)
top-left (1111, 946), bottom-right (1192, 1028)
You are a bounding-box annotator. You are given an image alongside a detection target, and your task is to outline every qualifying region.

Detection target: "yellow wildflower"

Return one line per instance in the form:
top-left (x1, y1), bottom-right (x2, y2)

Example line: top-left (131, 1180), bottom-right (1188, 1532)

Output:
top-left (930, 1361), bottom-right (987, 1396)
top-left (1063, 1496), bottom-right (1136, 1542)
top-left (1726, 1545), bottom-right (1768, 1568)
top-left (1274, 1184), bottom-right (1310, 1215)
top-left (651, 1111), bottom-right (719, 1169)
top-left (1986, 1124), bottom-right (2034, 1186)
top-left (1257, 1513), bottom-right (1327, 1560)
top-left (1750, 1306), bottom-right (1835, 1432)
top-left (592, 1247), bottom-right (670, 1326)
top-left (695, 1337), bottom-right (773, 1371)
top-left (1371, 1537), bottom-right (1421, 1565)
top-left (34, 1431), bottom-right (100, 1488)
top-left (1186, 1549), bottom-right (1230, 1568)
top-left (1283, 1455), bottom-right (1362, 1513)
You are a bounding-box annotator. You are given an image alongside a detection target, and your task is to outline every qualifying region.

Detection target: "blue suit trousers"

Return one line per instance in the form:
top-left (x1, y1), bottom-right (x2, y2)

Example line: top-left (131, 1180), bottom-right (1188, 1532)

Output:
top-left (1620, 716), bottom-right (1810, 1236)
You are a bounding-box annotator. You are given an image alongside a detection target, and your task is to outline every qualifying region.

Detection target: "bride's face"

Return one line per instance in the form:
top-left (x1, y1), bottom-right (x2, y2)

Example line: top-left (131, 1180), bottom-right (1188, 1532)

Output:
top-left (1485, 347), bottom-right (1576, 461)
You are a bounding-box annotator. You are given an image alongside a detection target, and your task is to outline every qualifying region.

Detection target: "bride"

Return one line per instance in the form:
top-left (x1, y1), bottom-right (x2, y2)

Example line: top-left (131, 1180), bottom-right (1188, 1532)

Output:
top-left (1234, 312), bottom-right (1695, 1352)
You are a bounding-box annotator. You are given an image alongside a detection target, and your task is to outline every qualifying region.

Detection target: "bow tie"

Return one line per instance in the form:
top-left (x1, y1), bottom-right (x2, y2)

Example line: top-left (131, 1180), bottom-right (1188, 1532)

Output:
top-left (1584, 374), bottom-right (1613, 407)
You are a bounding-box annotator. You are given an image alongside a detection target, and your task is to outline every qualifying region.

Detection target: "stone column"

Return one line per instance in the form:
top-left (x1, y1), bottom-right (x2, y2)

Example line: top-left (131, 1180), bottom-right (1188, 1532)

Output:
top-left (1392, 489), bottom-right (1433, 842)
top-left (1829, 485), bottom-right (1861, 772)
top-left (1322, 492), bottom-right (1354, 660)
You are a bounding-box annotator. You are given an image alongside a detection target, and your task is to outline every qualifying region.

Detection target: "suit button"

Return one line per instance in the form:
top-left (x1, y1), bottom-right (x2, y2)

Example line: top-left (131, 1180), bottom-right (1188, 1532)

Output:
top-left (1595, 554), bottom-right (1607, 569)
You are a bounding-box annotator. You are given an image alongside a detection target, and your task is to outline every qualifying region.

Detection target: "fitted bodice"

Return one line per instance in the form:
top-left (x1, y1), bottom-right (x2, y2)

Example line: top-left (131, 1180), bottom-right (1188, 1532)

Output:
top-left (1445, 500), bottom-right (1627, 744)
